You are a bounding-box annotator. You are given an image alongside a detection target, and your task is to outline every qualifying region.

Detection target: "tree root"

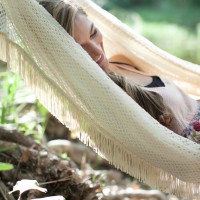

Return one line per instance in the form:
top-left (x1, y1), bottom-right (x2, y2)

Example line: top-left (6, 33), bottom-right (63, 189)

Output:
top-left (0, 127), bottom-right (101, 200)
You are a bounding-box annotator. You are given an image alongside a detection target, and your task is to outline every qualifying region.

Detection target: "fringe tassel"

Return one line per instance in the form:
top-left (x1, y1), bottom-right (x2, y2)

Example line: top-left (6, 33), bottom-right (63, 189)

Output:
top-left (0, 32), bottom-right (200, 199)
top-left (0, 32), bottom-right (7, 62)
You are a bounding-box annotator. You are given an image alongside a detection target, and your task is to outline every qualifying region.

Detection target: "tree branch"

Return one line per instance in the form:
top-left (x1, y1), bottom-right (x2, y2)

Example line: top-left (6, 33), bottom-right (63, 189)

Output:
top-left (0, 126), bottom-right (35, 147)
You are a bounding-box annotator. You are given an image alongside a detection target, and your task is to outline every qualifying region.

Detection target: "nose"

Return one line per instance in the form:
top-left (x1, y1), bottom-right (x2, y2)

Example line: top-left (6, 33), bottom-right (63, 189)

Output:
top-left (87, 41), bottom-right (102, 61)
top-left (93, 42), bottom-right (102, 55)
top-left (91, 32), bottom-right (103, 58)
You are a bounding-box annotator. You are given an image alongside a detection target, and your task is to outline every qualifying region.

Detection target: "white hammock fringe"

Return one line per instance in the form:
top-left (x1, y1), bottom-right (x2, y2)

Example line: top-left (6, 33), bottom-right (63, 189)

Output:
top-left (1, 32), bottom-right (200, 199)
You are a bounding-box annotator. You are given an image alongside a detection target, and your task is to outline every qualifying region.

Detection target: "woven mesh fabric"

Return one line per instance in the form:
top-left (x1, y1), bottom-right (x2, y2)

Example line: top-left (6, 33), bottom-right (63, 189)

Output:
top-left (0, 2), bottom-right (6, 33)
top-left (0, 0), bottom-right (200, 198)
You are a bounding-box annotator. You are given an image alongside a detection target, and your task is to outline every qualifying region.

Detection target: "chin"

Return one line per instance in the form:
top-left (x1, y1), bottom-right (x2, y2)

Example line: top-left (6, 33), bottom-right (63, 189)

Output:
top-left (100, 62), bottom-right (109, 72)
top-left (101, 53), bottom-right (108, 66)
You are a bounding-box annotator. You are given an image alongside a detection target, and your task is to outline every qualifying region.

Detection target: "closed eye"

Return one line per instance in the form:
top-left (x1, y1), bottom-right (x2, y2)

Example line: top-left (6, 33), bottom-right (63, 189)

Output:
top-left (90, 28), bottom-right (97, 39)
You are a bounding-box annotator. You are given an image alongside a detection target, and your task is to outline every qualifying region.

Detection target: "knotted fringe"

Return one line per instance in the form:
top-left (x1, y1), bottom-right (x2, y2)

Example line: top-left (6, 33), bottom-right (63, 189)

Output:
top-left (1, 32), bottom-right (200, 199)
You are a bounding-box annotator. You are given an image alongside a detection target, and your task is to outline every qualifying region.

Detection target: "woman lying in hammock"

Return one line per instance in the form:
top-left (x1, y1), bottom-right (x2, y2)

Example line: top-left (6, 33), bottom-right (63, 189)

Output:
top-left (38, 0), bottom-right (200, 143)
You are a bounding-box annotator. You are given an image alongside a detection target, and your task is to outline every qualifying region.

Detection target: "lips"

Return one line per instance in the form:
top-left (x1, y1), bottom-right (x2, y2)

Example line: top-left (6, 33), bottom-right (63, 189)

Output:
top-left (96, 55), bottom-right (101, 62)
top-left (96, 53), bottom-right (104, 65)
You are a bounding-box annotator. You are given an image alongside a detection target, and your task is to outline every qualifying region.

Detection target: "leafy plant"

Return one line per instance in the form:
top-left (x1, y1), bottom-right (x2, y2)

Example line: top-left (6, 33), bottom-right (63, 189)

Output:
top-left (0, 72), bottom-right (20, 124)
top-left (0, 146), bottom-right (15, 171)
top-left (0, 162), bottom-right (13, 171)
top-left (0, 72), bottom-right (49, 142)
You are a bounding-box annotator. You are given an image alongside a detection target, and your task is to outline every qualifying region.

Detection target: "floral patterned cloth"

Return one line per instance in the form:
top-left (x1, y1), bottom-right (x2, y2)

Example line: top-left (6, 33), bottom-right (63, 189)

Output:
top-left (182, 103), bottom-right (200, 143)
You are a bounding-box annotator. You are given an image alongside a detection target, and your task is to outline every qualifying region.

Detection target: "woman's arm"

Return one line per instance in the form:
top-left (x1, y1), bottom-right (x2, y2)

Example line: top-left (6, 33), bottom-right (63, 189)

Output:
top-left (109, 54), bottom-right (137, 68)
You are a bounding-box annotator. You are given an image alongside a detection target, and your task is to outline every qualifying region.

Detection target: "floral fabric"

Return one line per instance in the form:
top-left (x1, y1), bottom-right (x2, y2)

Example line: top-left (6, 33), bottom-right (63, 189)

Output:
top-left (182, 103), bottom-right (200, 143)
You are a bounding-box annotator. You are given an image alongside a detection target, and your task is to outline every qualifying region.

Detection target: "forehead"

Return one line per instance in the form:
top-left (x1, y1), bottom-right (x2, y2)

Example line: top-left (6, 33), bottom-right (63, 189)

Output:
top-left (74, 13), bottom-right (92, 44)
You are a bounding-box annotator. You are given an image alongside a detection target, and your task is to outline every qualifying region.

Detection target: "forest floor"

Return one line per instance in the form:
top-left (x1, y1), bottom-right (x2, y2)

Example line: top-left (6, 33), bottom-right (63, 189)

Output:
top-left (0, 114), bottom-right (180, 200)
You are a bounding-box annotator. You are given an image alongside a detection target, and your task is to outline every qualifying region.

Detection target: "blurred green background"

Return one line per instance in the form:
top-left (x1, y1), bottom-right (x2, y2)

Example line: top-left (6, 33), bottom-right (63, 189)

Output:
top-left (92, 0), bottom-right (200, 64)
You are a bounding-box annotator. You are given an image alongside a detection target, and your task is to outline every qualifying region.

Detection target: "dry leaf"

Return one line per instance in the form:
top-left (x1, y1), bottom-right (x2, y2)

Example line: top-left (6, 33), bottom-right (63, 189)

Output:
top-left (9, 180), bottom-right (47, 200)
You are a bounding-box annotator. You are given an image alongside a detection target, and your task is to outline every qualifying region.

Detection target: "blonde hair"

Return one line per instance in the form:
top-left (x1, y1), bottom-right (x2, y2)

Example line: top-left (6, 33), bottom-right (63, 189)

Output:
top-left (37, 0), bottom-right (86, 36)
top-left (108, 73), bottom-right (172, 127)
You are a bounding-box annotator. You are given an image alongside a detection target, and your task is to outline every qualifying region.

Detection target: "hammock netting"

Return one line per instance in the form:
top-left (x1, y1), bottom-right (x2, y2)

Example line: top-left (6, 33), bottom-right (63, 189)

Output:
top-left (0, 0), bottom-right (200, 198)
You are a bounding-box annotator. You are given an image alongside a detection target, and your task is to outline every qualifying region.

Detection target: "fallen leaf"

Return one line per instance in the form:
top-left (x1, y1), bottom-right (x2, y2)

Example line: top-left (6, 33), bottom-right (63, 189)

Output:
top-left (9, 180), bottom-right (47, 200)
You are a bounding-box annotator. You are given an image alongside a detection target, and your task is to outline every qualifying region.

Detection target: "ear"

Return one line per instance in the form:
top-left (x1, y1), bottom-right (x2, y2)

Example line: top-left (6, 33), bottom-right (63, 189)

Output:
top-left (158, 115), bottom-right (165, 125)
top-left (158, 114), bottom-right (172, 127)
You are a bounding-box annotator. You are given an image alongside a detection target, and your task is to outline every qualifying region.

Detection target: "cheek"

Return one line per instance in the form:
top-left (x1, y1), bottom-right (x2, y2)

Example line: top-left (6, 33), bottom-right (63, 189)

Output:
top-left (82, 43), bottom-right (93, 57)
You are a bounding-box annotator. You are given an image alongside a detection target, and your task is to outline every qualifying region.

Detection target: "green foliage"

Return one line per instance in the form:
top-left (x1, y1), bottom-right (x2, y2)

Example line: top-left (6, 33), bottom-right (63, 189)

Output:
top-left (0, 145), bottom-right (16, 152)
top-left (0, 72), bottom-right (49, 142)
top-left (139, 22), bottom-right (198, 63)
top-left (60, 152), bottom-right (68, 159)
top-left (130, 6), bottom-right (200, 30)
top-left (0, 72), bottom-right (21, 124)
top-left (99, 0), bottom-right (200, 8)
top-left (0, 162), bottom-right (13, 171)
top-left (0, 146), bottom-right (15, 171)
top-left (100, 0), bottom-right (156, 9)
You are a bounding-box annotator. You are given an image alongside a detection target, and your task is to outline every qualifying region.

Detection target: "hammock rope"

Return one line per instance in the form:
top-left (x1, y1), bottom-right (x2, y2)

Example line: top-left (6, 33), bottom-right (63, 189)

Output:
top-left (0, 0), bottom-right (200, 198)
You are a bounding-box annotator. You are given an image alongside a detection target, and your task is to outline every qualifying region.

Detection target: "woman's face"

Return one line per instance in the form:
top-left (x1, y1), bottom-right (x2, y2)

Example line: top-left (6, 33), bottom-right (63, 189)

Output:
top-left (74, 12), bottom-right (109, 72)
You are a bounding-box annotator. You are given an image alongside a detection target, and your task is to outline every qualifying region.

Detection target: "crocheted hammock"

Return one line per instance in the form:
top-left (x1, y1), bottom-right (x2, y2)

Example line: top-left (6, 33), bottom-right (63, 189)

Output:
top-left (1, 0), bottom-right (200, 198)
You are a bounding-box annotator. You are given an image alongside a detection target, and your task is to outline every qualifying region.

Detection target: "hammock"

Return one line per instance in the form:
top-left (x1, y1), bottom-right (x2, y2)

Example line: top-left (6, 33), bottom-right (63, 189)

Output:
top-left (0, 0), bottom-right (200, 198)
